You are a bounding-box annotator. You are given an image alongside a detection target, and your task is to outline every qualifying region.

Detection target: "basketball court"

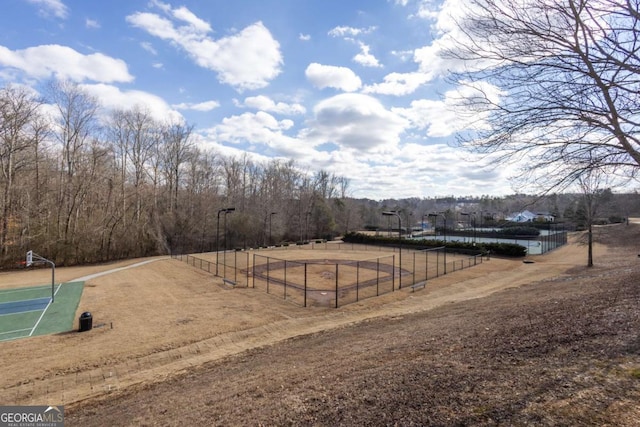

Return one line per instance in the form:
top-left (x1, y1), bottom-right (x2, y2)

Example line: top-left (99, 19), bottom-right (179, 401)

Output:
top-left (0, 282), bottom-right (84, 342)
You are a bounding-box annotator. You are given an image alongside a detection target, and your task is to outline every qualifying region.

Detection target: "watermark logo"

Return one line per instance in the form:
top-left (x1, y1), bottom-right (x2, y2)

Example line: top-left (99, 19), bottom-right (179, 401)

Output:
top-left (0, 406), bottom-right (64, 427)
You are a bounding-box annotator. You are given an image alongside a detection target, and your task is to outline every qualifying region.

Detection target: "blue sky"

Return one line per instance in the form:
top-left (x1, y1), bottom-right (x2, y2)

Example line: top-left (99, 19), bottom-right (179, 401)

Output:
top-left (0, 0), bottom-right (515, 199)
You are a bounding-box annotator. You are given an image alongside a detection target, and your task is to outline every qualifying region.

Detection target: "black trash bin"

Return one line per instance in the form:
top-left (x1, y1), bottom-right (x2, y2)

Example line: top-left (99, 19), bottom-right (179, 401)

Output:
top-left (79, 311), bottom-right (93, 332)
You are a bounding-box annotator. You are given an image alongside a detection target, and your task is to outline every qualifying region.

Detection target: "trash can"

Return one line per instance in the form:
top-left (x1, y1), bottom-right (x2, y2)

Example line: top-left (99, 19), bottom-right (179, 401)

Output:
top-left (79, 311), bottom-right (93, 332)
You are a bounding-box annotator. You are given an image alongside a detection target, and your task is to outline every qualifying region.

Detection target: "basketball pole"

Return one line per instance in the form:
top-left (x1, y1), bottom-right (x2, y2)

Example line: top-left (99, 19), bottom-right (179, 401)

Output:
top-left (26, 251), bottom-right (56, 303)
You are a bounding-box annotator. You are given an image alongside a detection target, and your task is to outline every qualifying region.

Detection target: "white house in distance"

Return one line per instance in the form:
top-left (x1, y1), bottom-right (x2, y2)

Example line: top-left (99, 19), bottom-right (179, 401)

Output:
top-left (507, 210), bottom-right (555, 222)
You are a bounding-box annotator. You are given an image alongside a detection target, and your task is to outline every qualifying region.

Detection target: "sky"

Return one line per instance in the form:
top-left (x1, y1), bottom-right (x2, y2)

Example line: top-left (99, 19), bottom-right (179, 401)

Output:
top-left (0, 0), bottom-right (518, 200)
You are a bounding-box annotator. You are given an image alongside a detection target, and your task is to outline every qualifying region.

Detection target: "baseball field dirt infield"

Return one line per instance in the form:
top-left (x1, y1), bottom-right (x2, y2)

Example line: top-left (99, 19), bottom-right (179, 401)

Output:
top-left (1, 223), bottom-right (639, 425)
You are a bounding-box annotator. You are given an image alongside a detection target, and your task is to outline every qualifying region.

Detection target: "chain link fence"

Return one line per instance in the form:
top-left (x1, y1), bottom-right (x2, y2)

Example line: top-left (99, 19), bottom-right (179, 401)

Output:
top-left (172, 244), bottom-right (484, 308)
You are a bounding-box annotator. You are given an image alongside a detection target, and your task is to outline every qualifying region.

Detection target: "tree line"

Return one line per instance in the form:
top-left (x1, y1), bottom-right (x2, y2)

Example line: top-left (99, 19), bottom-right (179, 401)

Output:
top-left (0, 82), bottom-right (352, 268)
top-left (2, 74), bottom-right (639, 269)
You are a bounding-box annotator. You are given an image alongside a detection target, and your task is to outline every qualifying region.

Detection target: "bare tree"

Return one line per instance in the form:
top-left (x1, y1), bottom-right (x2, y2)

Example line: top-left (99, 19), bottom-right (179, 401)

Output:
top-left (577, 168), bottom-right (614, 266)
top-left (445, 0), bottom-right (640, 191)
top-left (161, 121), bottom-right (194, 212)
top-left (108, 106), bottom-right (158, 223)
top-left (0, 86), bottom-right (42, 257)
top-left (47, 80), bottom-right (100, 258)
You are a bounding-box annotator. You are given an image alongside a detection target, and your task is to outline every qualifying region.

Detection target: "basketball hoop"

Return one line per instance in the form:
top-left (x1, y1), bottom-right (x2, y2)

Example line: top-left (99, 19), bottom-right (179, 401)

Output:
top-left (25, 250), bottom-right (56, 302)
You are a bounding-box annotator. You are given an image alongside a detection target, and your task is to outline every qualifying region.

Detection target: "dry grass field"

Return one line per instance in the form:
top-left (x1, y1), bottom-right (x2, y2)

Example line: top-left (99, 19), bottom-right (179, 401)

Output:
top-left (1, 223), bottom-right (639, 425)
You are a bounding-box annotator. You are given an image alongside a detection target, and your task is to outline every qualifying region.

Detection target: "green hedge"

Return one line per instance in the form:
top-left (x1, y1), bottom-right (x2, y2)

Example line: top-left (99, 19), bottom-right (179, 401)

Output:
top-left (500, 226), bottom-right (540, 236)
top-left (342, 232), bottom-right (527, 258)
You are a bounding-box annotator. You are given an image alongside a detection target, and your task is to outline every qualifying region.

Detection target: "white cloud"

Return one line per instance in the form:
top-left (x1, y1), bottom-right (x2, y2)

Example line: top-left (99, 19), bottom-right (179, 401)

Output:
top-left (362, 0), bottom-right (495, 98)
top-left (243, 95), bottom-right (306, 115)
top-left (127, 12), bottom-right (178, 39)
top-left (85, 18), bottom-right (100, 29)
top-left (411, 0), bottom-right (498, 78)
top-left (209, 111), bottom-right (319, 160)
top-left (215, 112), bottom-right (293, 142)
top-left (80, 83), bottom-right (183, 123)
top-left (306, 93), bottom-right (408, 153)
top-left (393, 80), bottom-right (503, 137)
top-left (0, 44), bottom-right (133, 83)
top-left (140, 42), bottom-right (157, 55)
top-left (391, 49), bottom-right (414, 62)
top-left (171, 6), bottom-right (212, 33)
top-left (148, 0), bottom-right (171, 13)
top-left (299, 33), bottom-right (311, 41)
top-left (328, 27), bottom-right (381, 68)
top-left (392, 0), bottom-right (440, 20)
top-left (25, 0), bottom-right (68, 19)
top-left (305, 63), bottom-right (362, 92)
top-left (363, 71), bottom-right (430, 96)
top-left (172, 100), bottom-right (220, 111)
top-left (413, 38), bottom-right (459, 79)
top-left (353, 42), bottom-right (382, 68)
top-left (328, 26), bottom-right (377, 37)
top-left (127, 5), bottom-right (282, 91)
top-left (413, 0), bottom-right (440, 20)
top-left (324, 140), bottom-right (513, 199)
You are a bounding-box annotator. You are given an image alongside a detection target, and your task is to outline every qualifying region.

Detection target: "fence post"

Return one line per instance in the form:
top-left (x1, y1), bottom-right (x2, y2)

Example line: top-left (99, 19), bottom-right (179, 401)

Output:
top-left (412, 252), bottom-right (416, 286)
top-left (335, 263), bottom-right (339, 309)
top-left (392, 254), bottom-right (396, 292)
top-left (444, 248), bottom-right (447, 275)
top-left (425, 250), bottom-right (428, 282)
top-left (284, 260), bottom-right (288, 300)
top-left (376, 258), bottom-right (380, 296)
top-left (356, 261), bottom-right (360, 303)
top-left (267, 257), bottom-right (270, 294)
top-left (304, 263), bottom-right (307, 308)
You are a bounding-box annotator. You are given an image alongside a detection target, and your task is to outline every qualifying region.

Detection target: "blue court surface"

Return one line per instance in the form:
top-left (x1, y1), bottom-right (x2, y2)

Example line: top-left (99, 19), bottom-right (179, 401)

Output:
top-left (0, 297), bottom-right (51, 315)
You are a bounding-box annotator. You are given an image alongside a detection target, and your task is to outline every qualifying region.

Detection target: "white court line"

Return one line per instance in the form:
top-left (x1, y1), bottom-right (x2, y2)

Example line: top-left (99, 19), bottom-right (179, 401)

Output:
top-left (0, 308), bottom-right (47, 317)
top-left (1, 285), bottom-right (54, 295)
top-left (0, 328), bottom-right (33, 342)
top-left (28, 283), bottom-right (62, 337)
top-left (2, 258), bottom-right (167, 340)
top-left (0, 327), bottom-right (32, 336)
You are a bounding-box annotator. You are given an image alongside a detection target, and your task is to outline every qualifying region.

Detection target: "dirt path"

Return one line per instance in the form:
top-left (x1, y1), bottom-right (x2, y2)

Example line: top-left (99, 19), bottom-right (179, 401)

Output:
top-left (0, 233), bottom-right (599, 409)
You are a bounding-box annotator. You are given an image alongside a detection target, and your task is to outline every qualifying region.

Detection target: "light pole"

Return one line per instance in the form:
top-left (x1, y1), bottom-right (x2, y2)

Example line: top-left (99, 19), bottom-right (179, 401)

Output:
top-left (305, 211), bottom-right (311, 242)
top-left (442, 213), bottom-right (447, 243)
top-left (269, 212), bottom-right (277, 246)
top-left (429, 212), bottom-right (447, 274)
top-left (216, 207), bottom-right (235, 276)
top-left (421, 212), bottom-right (430, 236)
top-left (428, 212), bottom-right (447, 242)
top-left (460, 212), bottom-right (471, 243)
top-left (382, 210), bottom-right (402, 290)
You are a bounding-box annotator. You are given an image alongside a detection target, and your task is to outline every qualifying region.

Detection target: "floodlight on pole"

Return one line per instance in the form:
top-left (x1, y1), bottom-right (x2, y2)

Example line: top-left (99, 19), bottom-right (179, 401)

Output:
top-left (216, 207), bottom-right (235, 276)
top-left (382, 211), bottom-right (402, 290)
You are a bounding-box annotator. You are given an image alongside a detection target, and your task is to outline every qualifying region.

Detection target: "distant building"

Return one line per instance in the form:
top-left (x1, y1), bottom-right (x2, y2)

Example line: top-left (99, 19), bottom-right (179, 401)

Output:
top-left (507, 210), bottom-right (555, 222)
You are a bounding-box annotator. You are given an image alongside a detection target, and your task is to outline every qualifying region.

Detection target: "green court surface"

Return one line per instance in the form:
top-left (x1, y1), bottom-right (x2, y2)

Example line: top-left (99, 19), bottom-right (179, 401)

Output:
top-left (0, 282), bottom-right (84, 342)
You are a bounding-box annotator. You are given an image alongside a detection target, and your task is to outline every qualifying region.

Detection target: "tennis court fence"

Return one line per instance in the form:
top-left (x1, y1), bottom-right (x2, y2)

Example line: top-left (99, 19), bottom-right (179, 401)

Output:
top-left (172, 244), bottom-right (485, 308)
